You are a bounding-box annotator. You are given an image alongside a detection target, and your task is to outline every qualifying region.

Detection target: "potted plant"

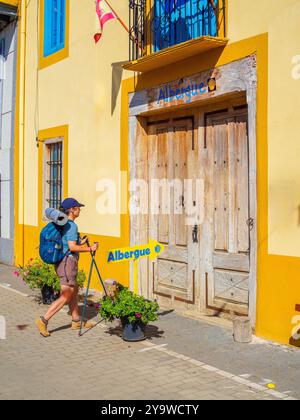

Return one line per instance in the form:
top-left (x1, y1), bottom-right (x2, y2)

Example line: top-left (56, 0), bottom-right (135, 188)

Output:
top-left (98, 285), bottom-right (160, 342)
top-left (15, 258), bottom-right (86, 305)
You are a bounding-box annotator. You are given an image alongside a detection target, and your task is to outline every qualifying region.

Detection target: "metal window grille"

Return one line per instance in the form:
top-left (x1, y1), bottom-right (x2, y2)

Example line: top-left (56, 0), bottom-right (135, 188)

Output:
top-left (129, 0), bottom-right (226, 61)
top-left (46, 142), bottom-right (63, 209)
top-left (129, 0), bottom-right (146, 62)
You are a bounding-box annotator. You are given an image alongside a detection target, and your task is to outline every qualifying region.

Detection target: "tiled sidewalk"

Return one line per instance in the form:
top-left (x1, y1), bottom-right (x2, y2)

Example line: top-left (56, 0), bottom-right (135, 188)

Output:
top-left (0, 289), bottom-right (292, 400)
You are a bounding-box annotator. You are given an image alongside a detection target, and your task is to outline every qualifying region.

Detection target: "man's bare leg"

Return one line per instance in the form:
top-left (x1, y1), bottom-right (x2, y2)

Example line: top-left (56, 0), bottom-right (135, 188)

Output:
top-left (44, 285), bottom-right (75, 322)
top-left (35, 285), bottom-right (75, 337)
top-left (69, 286), bottom-right (94, 330)
top-left (69, 285), bottom-right (79, 321)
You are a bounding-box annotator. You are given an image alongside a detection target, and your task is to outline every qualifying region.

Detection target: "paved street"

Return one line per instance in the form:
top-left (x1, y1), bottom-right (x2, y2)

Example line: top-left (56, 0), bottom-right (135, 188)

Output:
top-left (0, 264), bottom-right (299, 400)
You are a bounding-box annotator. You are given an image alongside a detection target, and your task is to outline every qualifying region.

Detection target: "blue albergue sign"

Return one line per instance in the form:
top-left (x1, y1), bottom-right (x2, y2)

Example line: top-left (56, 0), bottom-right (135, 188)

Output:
top-left (157, 78), bottom-right (216, 105)
top-left (108, 248), bottom-right (151, 263)
top-left (107, 241), bottom-right (165, 264)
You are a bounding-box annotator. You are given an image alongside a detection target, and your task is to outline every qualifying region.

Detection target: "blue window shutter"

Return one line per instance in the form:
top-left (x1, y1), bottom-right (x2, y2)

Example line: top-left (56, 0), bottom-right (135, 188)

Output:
top-left (44, 0), bottom-right (66, 57)
top-left (59, 0), bottom-right (65, 46)
top-left (51, 0), bottom-right (58, 50)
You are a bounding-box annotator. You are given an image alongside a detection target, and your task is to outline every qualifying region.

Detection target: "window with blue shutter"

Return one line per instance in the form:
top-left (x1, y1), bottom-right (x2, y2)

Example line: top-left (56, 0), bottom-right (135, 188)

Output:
top-left (43, 0), bottom-right (66, 57)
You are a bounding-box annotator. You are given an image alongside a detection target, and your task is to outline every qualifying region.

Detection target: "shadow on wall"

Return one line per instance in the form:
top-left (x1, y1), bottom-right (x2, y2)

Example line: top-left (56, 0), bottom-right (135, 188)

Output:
top-left (289, 335), bottom-right (300, 348)
top-left (131, 45), bottom-right (225, 99)
top-left (111, 61), bottom-right (127, 115)
top-left (289, 304), bottom-right (300, 348)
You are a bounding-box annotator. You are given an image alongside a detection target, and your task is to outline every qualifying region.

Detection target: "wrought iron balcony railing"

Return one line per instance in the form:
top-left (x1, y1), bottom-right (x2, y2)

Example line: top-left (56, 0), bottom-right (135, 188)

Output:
top-left (129, 0), bottom-right (226, 62)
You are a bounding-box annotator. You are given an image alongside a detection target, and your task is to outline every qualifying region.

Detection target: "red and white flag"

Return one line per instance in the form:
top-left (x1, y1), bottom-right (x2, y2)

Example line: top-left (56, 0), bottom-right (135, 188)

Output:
top-left (94, 0), bottom-right (117, 43)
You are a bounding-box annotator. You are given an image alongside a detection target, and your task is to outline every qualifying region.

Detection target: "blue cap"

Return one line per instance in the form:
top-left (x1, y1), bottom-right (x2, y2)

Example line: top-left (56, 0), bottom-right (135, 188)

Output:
top-left (60, 198), bottom-right (85, 212)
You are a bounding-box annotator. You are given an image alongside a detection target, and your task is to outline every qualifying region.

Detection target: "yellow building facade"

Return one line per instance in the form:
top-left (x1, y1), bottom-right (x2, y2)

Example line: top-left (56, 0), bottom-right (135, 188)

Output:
top-left (11, 0), bottom-right (300, 346)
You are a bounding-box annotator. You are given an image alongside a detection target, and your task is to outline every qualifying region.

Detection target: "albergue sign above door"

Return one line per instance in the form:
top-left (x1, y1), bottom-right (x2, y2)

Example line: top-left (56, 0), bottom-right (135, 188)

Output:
top-left (128, 55), bottom-right (257, 117)
top-left (157, 77), bottom-right (217, 105)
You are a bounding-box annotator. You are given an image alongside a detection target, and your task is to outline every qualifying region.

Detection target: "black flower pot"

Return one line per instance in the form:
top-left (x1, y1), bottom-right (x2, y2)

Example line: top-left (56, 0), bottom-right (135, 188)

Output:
top-left (121, 318), bottom-right (146, 342)
top-left (41, 285), bottom-right (59, 305)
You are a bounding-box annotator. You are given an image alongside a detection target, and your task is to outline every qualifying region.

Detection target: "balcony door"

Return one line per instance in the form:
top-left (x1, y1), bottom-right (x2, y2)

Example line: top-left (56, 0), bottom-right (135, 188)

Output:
top-left (153, 0), bottom-right (218, 52)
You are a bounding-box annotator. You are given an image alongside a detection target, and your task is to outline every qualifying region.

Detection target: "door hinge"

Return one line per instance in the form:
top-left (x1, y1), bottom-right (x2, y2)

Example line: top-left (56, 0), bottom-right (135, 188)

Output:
top-left (246, 218), bottom-right (254, 231)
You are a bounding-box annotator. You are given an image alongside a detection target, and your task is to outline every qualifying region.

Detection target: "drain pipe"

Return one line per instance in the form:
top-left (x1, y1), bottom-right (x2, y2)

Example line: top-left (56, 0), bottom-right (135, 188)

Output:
top-left (18, 0), bottom-right (27, 266)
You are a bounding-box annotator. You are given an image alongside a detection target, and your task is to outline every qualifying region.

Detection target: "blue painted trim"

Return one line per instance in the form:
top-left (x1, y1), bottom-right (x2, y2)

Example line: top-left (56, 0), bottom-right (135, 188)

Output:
top-left (44, 0), bottom-right (66, 58)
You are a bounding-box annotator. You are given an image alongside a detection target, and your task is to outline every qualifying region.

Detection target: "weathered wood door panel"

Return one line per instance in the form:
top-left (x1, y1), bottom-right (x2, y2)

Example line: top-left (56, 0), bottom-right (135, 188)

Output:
top-left (148, 118), bottom-right (197, 304)
top-left (206, 110), bottom-right (250, 314)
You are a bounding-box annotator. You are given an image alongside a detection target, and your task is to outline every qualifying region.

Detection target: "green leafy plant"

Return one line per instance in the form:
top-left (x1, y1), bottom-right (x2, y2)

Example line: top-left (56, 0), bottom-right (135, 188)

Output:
top-left (98, 286), bottom-right (159, 325)
top-left (15, 258), bottom-right (86, 292)
top-left (76, 269), bottom-right (86, 289)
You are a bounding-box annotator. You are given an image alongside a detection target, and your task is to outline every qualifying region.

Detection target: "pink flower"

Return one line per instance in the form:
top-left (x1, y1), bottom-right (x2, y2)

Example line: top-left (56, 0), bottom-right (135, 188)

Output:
top-left (14, 271), bottom-right (20, 277)
top-left (135, 313), bottom-right (142, 319)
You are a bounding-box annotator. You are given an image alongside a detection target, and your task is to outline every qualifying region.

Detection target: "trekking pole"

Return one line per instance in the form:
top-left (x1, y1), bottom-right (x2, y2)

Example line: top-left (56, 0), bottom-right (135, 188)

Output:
top-left (79, 247), bottom-right (95, 337)
top-left (79, 239), bottom-right (108, 337)
top-left (86, 239), bottom-right (107, 296)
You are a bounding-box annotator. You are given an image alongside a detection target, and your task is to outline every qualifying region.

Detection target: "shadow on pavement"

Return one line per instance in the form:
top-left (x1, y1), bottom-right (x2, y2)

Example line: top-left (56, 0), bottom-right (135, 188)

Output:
top-left (78, 302), bottom-right (98, 320)
top-left (104, 323), bottom-right (165, 340)
top-left (78, 319), bottom-right (106, 337)
top-left (145, 325), bottom-right (165, 340)
top-left (49, 323), bottom-right (71, 334)
top-left (158, 309), bottom-right (174, 317)
top-left (105, 323), bottom-right (123, 338)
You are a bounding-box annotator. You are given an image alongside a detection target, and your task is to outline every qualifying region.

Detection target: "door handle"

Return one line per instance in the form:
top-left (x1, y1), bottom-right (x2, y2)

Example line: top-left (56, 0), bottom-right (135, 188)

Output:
top-left (180, 195), bottom-right (184, 208)
top-left (192, 225), bottom-right (198, 243)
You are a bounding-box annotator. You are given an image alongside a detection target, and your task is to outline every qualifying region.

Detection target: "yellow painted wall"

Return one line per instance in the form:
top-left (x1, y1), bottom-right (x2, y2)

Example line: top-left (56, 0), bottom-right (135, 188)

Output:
top-left (17, 0), bottom-right (131, 288)
top-left (229, 0), bottom-right (300, 345)
top-left (16, 0), bottom-right (300, 344)
top-left (229, 0), bottom-right (300, 258)
top-left (23, 0), bottom-right (129, 236)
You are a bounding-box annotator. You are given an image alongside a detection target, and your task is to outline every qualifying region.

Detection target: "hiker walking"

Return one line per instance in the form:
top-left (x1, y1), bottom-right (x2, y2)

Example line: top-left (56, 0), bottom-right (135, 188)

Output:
top-left (35, 198), bottom-right (98, 338)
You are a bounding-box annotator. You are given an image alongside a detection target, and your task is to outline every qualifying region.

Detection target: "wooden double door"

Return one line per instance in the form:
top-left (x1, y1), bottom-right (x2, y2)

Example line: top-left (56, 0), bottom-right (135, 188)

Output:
top-left (204, 109), bottom-right (251, 315)
top-left (147, 117), bottom-right (198, 304)
top-left (135, 106), bottom-right (254, 316)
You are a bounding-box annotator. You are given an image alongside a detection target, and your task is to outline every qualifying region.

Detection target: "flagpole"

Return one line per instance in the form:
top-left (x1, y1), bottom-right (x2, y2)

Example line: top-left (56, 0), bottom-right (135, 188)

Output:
top-left (209, 0), bottom-right (217, 11)
top-left (104, 0), bottom-right (130, 34)
top-left (105, 0), bottom-right (143, 51)
top-left (96, 0), bottom-right (142, 51)
top-left (209, 0), bottom-right (221, 32)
